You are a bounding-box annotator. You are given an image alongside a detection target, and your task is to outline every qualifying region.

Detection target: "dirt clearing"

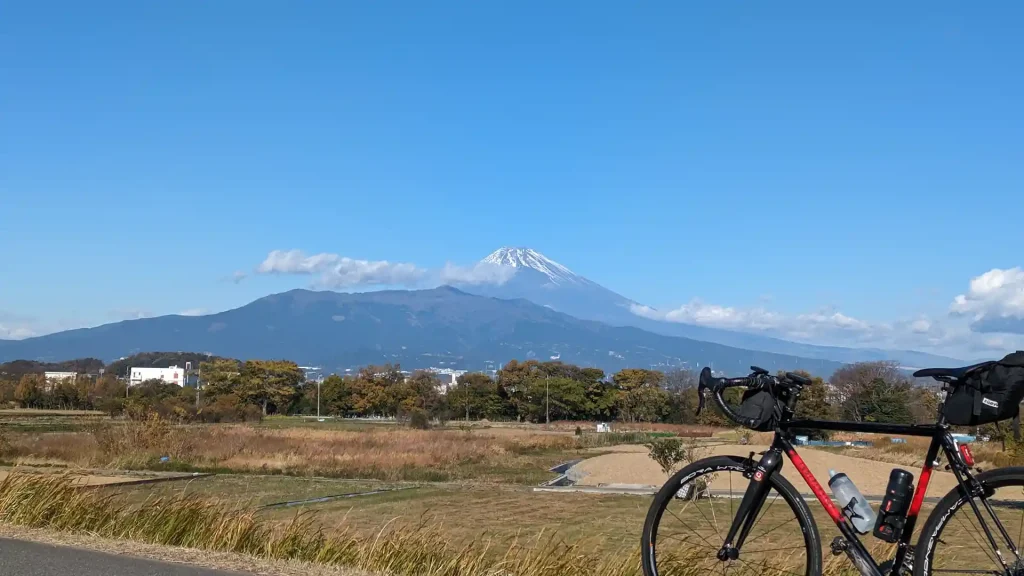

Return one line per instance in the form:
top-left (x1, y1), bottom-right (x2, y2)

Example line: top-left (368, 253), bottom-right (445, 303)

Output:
top-left (571, 443), bottom-right (970, 497)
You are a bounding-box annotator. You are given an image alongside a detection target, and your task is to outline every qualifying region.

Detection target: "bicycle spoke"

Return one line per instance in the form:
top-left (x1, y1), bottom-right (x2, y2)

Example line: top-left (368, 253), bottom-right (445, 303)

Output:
top-left (689, 494), bottom-right (724, 541)
top-left (658, 531), bottom-right (713, 548)
top-left (649, 463), bottom-right (812, 576)
top-left (740, 544), bottom-right (809, 554)
top-left (746, 514), bottom-right (797, 543)
top-left (1017, 496), bottom-right (1023, 559)
top-left (729, 470), bottom-right (734, 521)
top-left (952, 508), bottom-right (1001, 568)
top-left (704, 483), bottom-right (721, 538)
top-left (731, 555), bottom-right (806, 576)
top-left (665, 507), bottom-right (721, 550)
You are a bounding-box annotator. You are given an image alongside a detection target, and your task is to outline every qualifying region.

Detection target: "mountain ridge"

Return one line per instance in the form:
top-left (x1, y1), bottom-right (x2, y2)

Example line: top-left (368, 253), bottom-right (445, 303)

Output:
top-left (459, 247), bottom-right (963, 367)
top-left (0, 286), bottom-right (847, 377)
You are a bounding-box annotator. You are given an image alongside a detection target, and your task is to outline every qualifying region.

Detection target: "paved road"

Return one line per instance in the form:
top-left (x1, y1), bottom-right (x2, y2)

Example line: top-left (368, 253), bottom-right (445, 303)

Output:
top-left (0, 538), bottom-right (240, 576)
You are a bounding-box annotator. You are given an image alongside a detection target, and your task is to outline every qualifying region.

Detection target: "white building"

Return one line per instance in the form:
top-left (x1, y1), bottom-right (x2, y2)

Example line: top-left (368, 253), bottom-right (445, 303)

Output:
top-left (44, 371), bottom-right (77, 383)
top-left (427, 368), bottom-right (468, 394)
top-left (129, 366), bottom-right (185, 387)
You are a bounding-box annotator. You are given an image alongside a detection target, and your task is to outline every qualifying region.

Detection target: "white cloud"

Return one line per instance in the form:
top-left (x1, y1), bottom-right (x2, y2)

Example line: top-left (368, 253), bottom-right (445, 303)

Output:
top-left (632, 300), bottom-right (783, 331)
top-left (950, 267), bottom-right (1024, 334)
top-left (910, 319), bottom-right (932, 334)
top-left (179, 308), bottom-right (209, 317)
top-left (438, 262), bottom-right (517, 286)
top-left (0, 324), bottom-right (37, 340)
top-left (256, 249), bottom-right (519, 289)
top-left (634, 300), bottom-right (923, 350)
top-left (256, 249), bottom-right (427, 289)
top-left (229, 271), bottom-right (248, 284)
top-left (107, 309), bottom-right (151, 321)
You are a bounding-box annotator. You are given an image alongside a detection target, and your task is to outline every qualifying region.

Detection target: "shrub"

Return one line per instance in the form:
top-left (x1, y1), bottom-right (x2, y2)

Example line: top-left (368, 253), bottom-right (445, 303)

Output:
top-left (574, 426), bottom-right (583, 436)
top-left (91, 412), bottom-right (196, 467)
top-left (199, 393), bottom-right (262, 423)
top-left (408, 408), bottom-right (430, 430)
top-left (0, 428), bottom-right (10, 457)
top-left (646, 437), bottom-right (687, 475)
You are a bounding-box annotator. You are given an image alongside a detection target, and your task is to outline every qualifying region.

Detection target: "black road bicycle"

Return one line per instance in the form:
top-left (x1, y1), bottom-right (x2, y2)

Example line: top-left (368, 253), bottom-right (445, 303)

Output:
top-left (641, 363), bottom-right (1024, 576)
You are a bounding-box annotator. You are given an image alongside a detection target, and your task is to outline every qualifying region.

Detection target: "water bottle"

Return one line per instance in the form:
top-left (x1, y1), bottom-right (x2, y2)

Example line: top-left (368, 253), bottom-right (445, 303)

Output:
top-left (828, 469), bottom-right (876, 534)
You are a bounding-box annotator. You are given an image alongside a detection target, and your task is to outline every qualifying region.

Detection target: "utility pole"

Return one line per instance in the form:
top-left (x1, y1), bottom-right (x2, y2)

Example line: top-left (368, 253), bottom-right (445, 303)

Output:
top-left (317, 376), bottom-right (321, 419)
top-left (545, 374), bottom-right (550, 426)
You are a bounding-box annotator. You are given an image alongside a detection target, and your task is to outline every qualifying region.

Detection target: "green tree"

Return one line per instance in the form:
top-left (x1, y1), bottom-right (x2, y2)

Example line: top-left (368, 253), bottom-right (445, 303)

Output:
top-left (236, 360), bottom-right (304, 415)
top-left (613, 368), bottom-right (669, 422)
top-left (319, 375), bottom-right (355, 416)
top-left (496, 359), bottom-right (542, 421)
top-left (14, 374), bottom-right (43, 408)
top-left (451, 372), bottom-right (511, 421)
top-left (524, 376), bottom-right (589, 422)
top-left (613, 368), bottom-right (665, 390)
top-left (394, 370), bottom-right (443, 418)
top-left (198, 359), bottom-right (242, 397)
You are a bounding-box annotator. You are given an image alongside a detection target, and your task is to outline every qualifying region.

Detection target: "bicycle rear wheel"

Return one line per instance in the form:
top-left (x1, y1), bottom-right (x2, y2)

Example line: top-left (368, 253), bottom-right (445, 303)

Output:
top-left (915, 466), bottom-right (1024, 575)
top-left (641, 455), bottom-right (822, 576)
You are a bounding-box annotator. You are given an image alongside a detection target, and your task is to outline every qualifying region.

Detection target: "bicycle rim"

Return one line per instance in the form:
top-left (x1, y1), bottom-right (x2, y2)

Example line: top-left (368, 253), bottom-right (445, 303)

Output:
top-left (644, 456), bottom-right (820, 576)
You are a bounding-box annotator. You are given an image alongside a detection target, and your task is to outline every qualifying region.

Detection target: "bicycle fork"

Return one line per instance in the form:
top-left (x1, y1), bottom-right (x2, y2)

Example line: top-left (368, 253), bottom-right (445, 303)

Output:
top-left (716, 447), bottom-right (784, 561)
top-left (719, 438), bottom-right (884, 576)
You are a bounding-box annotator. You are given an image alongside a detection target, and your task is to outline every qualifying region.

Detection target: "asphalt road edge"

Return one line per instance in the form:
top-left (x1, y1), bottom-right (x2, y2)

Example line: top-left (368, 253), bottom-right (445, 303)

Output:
top-left (0, 523), bottom-right (372, 576)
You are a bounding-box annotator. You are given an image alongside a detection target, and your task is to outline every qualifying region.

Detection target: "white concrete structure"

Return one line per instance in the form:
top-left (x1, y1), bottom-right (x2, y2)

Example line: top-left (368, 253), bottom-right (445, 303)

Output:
top-left (427, 367), bottom-right (468, 394)
top-left (129, 366), bottom-right (185, 386)
top-left (44, 371), bottom-right (77, 383)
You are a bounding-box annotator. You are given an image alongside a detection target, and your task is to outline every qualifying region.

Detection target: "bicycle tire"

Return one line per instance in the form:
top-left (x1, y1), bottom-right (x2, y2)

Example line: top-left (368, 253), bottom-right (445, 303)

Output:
top-left (641, 454), bottom-right (822, 576)
top-left (914, 466), bottom-right (1024, 575)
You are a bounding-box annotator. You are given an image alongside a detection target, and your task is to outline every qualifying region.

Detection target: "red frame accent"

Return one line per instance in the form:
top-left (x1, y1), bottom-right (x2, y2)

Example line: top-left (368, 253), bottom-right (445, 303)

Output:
top-left (908, 465), bottom-right (933, 517)
top-left (786, 448), bottom-right (842, 522)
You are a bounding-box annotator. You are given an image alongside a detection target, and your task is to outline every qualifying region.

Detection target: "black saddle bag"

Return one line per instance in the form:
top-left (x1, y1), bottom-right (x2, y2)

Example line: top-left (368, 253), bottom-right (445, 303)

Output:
top-left (737, 388), bottom-right (783, 431)
top-left (943, 351), bottom-right (1024, 426)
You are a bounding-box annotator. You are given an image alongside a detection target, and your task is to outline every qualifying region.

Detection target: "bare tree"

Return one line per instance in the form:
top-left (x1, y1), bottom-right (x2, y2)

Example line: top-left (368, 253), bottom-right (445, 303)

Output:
top-left (830, 361), bottom-right (906, 422)
top-left (663, 369), bottom-right (698, 392)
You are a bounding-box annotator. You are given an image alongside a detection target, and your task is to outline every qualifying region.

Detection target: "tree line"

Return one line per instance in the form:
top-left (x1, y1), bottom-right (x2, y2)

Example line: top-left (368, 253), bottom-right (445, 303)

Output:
top-left (0, 354), bottom-right (946, 430)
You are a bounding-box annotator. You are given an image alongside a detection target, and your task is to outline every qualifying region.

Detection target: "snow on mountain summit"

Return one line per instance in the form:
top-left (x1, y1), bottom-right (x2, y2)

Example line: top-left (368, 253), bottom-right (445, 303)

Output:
top-left (481, 247), bottom-right (586, 286)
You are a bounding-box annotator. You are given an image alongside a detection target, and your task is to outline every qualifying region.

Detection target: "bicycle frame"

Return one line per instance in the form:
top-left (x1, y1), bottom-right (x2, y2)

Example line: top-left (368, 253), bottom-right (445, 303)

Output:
top-left (720, 418), bottom-right (1019, 576)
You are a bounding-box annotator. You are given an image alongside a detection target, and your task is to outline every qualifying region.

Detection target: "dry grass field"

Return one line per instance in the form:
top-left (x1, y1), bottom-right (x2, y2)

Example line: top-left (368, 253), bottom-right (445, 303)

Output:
top-left (2, 412), bottom-right (1022, 575)
top-left (0, 414), bottom-right (701, 483)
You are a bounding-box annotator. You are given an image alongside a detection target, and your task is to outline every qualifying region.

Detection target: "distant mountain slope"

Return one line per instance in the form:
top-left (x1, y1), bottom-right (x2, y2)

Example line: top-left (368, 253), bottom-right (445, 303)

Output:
top-left (0, 287), bottom-right (846, 377)
top-left (458, 247), bottom-right (962, 367)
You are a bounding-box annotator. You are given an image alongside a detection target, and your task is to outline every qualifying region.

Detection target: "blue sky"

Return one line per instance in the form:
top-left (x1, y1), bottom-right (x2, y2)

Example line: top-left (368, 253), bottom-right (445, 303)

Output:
top-left (1, 2), bottom-right (1022, 357)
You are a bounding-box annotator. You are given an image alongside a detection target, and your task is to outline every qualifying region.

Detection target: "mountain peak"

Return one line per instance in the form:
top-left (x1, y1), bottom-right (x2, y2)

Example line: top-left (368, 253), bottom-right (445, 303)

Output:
top-left (482, 247), bottom-right (584, 285)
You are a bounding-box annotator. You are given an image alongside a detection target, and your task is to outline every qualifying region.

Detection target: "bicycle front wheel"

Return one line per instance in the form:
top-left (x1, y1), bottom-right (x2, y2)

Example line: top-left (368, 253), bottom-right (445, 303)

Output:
top-left (641, 455), bottom-right (822, 576)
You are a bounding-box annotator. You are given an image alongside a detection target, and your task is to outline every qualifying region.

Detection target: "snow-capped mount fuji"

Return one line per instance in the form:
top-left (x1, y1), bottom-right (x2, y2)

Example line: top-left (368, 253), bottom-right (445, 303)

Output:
top-left (457, 247), bottom-right (964, 368)
top-left (462, 247), bottom-right (638, 325)
top-left (481, 247), bottom-right (592, 286)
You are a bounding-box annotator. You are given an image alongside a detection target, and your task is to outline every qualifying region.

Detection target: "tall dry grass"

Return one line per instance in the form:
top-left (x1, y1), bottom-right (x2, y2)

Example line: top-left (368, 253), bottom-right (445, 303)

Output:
top-left (1, 417), bottom-right (665, 481)
top-left (0, 471), bottom-right (869, 576)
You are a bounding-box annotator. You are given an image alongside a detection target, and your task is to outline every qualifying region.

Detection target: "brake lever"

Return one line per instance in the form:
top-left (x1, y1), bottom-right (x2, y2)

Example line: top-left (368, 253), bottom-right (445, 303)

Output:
top-left (696, 378), bottom-right (711, 415)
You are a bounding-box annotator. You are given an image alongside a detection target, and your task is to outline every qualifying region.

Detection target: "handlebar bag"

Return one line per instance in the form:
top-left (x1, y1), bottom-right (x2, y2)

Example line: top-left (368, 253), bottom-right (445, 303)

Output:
top-left (738, 388), bottom-right (783, 431)
top-left (943, 351), bottom-right (1024, 426)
